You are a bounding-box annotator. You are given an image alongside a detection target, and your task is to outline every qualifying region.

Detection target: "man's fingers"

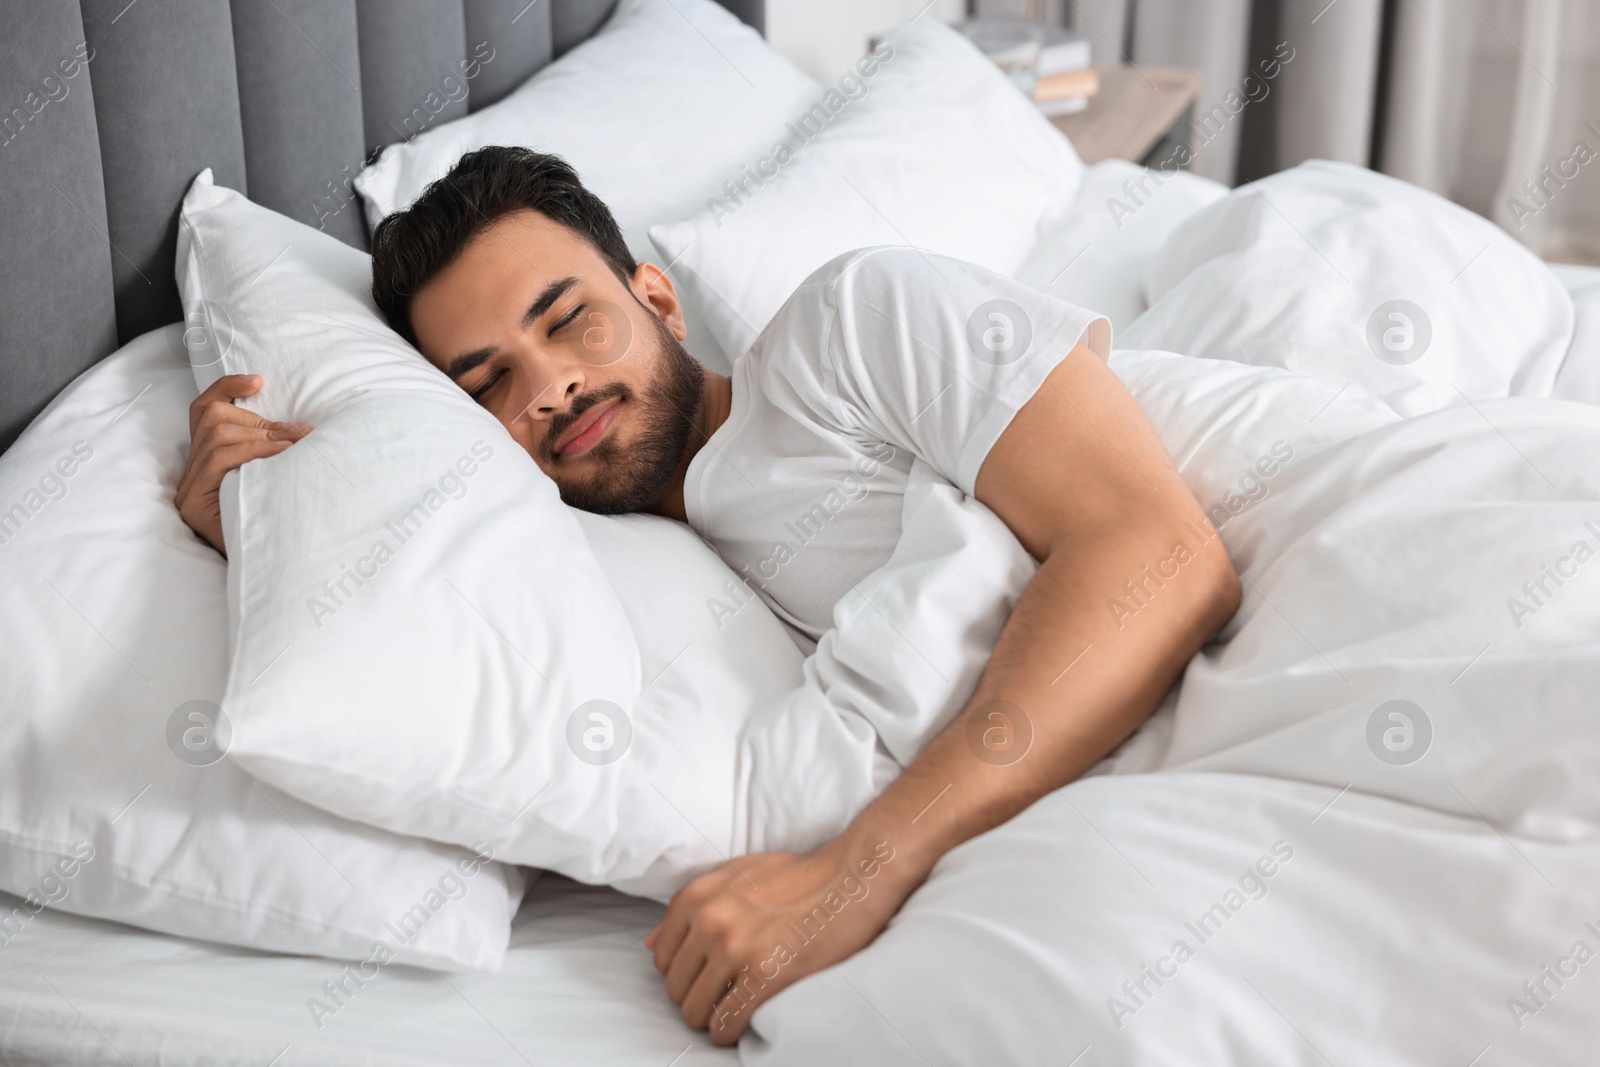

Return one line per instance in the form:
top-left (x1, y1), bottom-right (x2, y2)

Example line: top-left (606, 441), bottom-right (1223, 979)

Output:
top-left (652, 872), bottom-right (725, 973)
top-left (191, 438), bottom-right (294, 496)
top-left (662, 935), bottom-right (709, 1005)
top-left (196, 419), bottom-right (299, 452)
top-left (708, 985), bottom-right (755, 1046)
top-left (177, 425), bottom-right (299, 500)
top-left (207, 373), bottom-right (263, 400)
top-left (192, 398), bottom-right (273, 441)
top-left (195, 398), bottom-right (294, 437)
top-left (681, 954), bottom-right (739, 1031)
top-left (175, 436), bottom-right (294, 554)
top-left (175, 375), bottom-right (306, 556)
top-left (190, 417), bottom-right (306, 473)
top-left (189, 374), bottom-right (262, 434)
top-left (651, 898), bottom-right (693, 975)
top-left (212, 437), bottom-right (295, 473)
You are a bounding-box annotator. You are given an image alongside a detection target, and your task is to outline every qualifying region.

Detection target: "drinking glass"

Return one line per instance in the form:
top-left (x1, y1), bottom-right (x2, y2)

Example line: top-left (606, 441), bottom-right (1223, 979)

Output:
top-left (960, 18), bottom-right (1046, 96)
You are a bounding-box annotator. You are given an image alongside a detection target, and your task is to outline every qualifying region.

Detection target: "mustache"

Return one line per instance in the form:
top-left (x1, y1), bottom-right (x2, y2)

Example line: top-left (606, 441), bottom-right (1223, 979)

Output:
top-left (543, 382), bottom-right (632, 458)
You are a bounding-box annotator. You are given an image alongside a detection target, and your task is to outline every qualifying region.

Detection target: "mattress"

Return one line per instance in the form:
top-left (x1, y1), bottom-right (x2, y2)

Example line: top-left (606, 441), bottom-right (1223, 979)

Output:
top-left (0, 873), bottom-right (733, 1067)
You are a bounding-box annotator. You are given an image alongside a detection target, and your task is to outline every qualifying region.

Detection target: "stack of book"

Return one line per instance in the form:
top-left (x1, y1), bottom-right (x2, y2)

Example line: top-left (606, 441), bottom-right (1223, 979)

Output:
top-left (954, 18), bottom-right (1098, 116)
top-left (1031, 23), bottom-right (1096, 116)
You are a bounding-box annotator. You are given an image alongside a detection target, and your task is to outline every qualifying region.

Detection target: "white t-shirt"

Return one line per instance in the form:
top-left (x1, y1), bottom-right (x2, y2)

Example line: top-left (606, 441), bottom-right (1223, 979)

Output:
top-left (683, 247), bottom-right (1110, 644)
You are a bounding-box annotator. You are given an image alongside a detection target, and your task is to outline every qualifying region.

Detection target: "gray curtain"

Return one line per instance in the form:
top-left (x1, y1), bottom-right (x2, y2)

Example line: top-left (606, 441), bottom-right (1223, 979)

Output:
top-left (1003, 0), bottom-right (1600, 263)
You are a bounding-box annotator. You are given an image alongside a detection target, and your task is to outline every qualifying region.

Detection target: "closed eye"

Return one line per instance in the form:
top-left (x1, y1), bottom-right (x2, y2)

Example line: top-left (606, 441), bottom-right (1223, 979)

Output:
top-left (549, 303), bottom-right (584, 336)
top-left (469, 369), bottom-right (506, 401)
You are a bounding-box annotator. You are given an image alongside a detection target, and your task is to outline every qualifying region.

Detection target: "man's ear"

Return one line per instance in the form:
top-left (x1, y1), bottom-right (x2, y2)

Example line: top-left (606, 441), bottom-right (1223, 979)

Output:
top-left (630, 262), bottom-right (688, 342)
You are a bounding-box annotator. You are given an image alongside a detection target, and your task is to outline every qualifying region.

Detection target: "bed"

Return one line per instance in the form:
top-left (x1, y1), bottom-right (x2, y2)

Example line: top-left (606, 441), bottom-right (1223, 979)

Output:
top-left (5, 2), bottom-right (1600, 1065)
top-left (0, 873), bottom-right (724, 1066)
top-left (0, 3), bottom-right (757, 1062)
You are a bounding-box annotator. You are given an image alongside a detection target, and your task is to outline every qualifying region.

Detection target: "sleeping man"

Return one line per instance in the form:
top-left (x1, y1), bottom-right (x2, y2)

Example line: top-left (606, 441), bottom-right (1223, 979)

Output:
top-left (174, 146), bottom-right (1240, 1043)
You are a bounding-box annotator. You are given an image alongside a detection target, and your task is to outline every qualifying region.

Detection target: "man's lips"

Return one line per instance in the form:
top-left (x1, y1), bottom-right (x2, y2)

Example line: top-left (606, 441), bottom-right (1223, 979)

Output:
top-left (554, 396), bottom-right (622, 457)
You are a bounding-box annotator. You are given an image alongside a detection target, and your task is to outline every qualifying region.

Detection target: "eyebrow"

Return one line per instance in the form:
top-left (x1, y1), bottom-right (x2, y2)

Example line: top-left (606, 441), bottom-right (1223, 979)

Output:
top-left (443, 275), bottom-right (581, 381)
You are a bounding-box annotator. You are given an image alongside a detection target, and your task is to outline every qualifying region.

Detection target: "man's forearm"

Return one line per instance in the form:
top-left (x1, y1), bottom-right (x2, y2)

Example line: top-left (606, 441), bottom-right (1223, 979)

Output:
top-left (825, 507), bottom-right (1240, 889)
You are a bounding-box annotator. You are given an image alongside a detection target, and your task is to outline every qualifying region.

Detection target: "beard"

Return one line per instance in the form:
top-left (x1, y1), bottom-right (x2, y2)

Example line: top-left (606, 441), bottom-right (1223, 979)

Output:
top-left (541, 312), bottom-right (705, 515)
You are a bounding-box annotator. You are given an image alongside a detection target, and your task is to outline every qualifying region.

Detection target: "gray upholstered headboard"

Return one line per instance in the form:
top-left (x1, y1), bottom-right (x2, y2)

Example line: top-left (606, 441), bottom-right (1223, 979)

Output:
top-left (0, 0), bottom-right (764, 452)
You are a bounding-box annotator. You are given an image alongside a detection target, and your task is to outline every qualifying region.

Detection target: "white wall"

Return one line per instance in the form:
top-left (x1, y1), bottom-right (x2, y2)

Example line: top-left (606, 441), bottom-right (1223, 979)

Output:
top-left (766, 0), bottom-right (965, 85)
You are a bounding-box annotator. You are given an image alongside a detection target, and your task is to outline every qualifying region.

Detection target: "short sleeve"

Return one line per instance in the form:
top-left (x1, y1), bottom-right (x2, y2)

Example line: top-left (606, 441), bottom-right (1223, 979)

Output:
top-left (818, 247), bottom-right (1111, 494)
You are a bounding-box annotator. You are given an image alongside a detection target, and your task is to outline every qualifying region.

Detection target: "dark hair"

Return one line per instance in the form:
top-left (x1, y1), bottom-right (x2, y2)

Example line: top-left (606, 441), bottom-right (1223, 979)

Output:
top-left (370, 146), bottom-right (637, 346)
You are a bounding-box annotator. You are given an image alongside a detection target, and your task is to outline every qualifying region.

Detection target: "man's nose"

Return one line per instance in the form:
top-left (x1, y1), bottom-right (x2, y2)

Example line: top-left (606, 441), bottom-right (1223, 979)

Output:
top-left (515, 350), bottom-right (587, 424)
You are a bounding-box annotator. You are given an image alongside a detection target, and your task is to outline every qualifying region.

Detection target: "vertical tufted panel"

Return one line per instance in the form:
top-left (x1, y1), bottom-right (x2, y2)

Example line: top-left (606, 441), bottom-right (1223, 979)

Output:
top-left (552, 0), bottom-right (618, 57)
top-left (0, 0), bottom-right (118, 451)
top-left (81, 0), bottom-right (247, 345)
top-left (716, 0), bottom-right (764, 34)
top-left (0, 0), bottom-right (762, 452)
top-left (551, 1), bottom-right (761, 58)
top-left (231, 0), bottom-right (367, 249)
top-left (354, 0), bottom-right (469, 158)
top-left (464, 0), bottom-right (555, 112)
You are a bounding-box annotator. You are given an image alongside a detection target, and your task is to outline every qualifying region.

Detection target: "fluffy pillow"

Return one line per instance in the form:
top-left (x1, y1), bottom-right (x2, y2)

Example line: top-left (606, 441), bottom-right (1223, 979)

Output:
top-left (1013, 159), bottom-right (1227, 335)
top-left (176, 170), bottom-right (804, 899)
top-left (575, 511), bottom-right (805, 897)
top-left (0, 326), bottom-right (524, 970)
top-left (354, 0), bottom-right (823, 373)
top-left (649, 14), bottom-right (1086, 361)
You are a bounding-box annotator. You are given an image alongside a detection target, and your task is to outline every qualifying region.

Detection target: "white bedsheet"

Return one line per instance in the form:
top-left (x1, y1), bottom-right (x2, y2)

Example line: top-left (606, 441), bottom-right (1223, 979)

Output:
top-left (0, 874), bottom-right (727, 1067)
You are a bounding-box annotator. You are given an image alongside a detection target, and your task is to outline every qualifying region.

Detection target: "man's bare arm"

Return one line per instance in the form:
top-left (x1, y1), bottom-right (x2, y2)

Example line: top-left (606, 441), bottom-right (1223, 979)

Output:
top-left (647, 342), bottom-right (1241, 1044)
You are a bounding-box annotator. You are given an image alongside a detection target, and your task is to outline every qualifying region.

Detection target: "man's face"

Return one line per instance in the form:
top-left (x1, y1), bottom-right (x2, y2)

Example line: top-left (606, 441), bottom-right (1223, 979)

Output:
top-left (409, 209), bottom-right (704, 514)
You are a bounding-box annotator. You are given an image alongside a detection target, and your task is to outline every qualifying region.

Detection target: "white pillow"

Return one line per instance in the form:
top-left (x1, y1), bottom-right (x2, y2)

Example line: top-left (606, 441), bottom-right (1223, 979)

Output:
top-left (0, 326), bottom-right (524, 971)
top-left (574, 511), bottom-right (805, 898)
top-left (649, 14), bottom-right (1086, 361)
top-left (353, 0), bottom-right (824, 373)
top-left (1013, 159), bottom-right (1228, 335)
top-left (176, 171), bottom-right (805, 899)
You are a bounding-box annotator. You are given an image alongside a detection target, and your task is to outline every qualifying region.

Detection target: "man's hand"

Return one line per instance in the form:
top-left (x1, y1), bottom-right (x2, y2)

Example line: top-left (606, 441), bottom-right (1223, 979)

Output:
top-left (646, 836), bottom-right (909, 1046)
top-left (176, 374), bottom-right (309, 555)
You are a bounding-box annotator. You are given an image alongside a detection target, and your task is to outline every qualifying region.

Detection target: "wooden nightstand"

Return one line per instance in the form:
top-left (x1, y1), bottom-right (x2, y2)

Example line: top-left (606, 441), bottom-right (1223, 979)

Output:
top-left (1048, 65), bottom-right (1203, 168)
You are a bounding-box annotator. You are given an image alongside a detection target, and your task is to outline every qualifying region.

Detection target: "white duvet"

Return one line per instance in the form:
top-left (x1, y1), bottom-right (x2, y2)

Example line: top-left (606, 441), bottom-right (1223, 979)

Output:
top-left (739, 162), bottom-right (1600, 1063)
